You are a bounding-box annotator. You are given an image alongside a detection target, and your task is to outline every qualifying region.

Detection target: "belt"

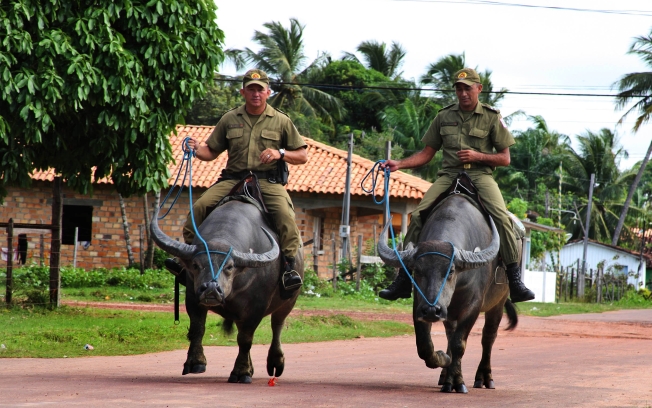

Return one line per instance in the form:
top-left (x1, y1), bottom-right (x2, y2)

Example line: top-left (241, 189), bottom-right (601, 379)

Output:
top-left (219, 170), bottom-right (279, 183)
top-left (449, 163), bottom-right (481, 169)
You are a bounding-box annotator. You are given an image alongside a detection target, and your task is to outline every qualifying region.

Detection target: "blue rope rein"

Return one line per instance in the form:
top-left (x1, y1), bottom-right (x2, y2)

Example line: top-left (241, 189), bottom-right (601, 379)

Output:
top-left (362, 161), bottom-right (455, 307)
top-left (158, 137), bottom-right (231, 283)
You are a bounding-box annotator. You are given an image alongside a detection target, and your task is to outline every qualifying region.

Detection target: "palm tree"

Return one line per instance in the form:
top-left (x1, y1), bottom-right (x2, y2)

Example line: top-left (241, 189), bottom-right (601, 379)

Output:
top-left (228, 19), bottom-right (345, 133)
top-left (420, 53), bottom-right (507, 107)
top-left (381, 94), bottom-right (441, 180)
top-left (563, 129), bottom-right (636, 243)
top-left (342, 40), bottom-right (407, 80)
top-left (612, 29), bottom-right (652, 246)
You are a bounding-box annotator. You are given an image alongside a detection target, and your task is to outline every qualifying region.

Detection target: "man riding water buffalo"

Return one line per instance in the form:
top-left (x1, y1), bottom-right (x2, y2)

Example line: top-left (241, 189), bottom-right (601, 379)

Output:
top-left (379, 67), bottom-right (535, 304)
top-left (165, 69), bottom-right (307, 294)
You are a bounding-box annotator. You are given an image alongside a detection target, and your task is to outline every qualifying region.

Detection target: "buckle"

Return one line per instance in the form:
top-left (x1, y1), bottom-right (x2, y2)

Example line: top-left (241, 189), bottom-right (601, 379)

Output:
top-left (463, 163), bottom-right (471, 169)
top-left (268, 176), bottom-right (277, 184)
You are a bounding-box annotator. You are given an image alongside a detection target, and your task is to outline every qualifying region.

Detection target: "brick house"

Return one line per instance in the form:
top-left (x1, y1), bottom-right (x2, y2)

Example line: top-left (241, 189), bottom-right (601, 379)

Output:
top-left (1, 125), bottom-right (431, 278)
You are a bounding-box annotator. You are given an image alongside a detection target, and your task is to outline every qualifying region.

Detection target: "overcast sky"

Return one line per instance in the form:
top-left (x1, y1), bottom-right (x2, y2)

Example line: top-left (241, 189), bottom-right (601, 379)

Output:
top-left (214, 0), bottom-right (652, 171)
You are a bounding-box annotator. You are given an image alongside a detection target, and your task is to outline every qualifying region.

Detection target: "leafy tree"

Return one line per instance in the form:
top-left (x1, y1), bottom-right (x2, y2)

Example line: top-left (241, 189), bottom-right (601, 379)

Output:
top-left (185, 74), bottom-right (241, 125)
top-left (420, 52), bottom-right (507, 107)
top-left (229, 18), bottom-right (345, 134)
top-left (381, 94), bottom-right (441, 180)
top-left (563, 129), bottom-right (637, 243)
top-left (612, 28), bottom-right (652, 245)
top-left (0, 0), bottom-right (225, 200)
top-left (342, 40), bottom-right (407, 80)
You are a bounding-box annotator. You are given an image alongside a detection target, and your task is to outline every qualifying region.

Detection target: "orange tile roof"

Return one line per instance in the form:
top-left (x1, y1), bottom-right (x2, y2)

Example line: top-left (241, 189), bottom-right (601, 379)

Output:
top-left (31, 125), bottom-right (432, 199)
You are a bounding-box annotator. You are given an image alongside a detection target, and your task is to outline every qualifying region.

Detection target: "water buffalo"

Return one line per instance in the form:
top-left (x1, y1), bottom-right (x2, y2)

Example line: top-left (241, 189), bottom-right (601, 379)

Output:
top-left (151, 200), bottom-right (303, 383)
top-left (378, 194), bottom-right (517, 393)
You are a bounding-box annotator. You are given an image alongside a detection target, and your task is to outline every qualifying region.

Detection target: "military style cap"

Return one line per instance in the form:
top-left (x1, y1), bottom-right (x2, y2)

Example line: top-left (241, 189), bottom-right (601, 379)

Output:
top-left (242, 69), bottom-right (270, 88)
top-left (453, 68), bottom-right (481, 86)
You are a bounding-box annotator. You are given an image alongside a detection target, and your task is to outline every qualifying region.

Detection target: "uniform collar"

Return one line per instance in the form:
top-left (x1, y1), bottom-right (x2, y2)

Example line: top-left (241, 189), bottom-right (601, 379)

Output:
top-left (452, 102), bottom-right (484, 115)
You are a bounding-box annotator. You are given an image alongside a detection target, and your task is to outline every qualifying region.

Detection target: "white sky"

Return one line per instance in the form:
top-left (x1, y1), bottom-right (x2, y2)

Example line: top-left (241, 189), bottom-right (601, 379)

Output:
top-left (214, 0), bottom-right (652, 171)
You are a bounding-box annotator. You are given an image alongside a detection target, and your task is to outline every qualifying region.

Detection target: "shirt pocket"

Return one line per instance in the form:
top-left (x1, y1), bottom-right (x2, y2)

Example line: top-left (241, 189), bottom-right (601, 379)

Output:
top-left (261, 129), bottom-right (281, 150)
top-left (226, 127), bottom-right (245, 150)
top-left (440, 126), bottom-right (459, 149)
top-left (468, 127), bottom-right (489, 150)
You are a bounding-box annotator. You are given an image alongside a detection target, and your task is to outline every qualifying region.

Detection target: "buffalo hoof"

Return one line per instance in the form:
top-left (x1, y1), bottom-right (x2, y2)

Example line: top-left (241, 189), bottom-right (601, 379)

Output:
top-left (182, 363), bottom-right (206, 375)
top-left (228, 374), bottom-right (252, 384)
top-left (267, 363), bottom-right (284, 377)
top-left (440, 383), bottom-right (468, 393)
top-left (473, 379), bottom-right (495, 389)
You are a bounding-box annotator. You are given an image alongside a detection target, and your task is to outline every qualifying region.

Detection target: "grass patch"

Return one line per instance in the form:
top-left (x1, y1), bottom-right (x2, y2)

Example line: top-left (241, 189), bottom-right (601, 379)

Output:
top-left (0, 306), bottom-right (412, 358)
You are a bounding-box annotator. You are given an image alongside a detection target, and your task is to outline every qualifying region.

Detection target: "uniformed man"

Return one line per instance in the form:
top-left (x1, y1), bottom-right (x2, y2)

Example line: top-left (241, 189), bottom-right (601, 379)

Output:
top-left (165, 69), bottom-right (308, 292)
top-left (378, 68), bottom-right (535, 303)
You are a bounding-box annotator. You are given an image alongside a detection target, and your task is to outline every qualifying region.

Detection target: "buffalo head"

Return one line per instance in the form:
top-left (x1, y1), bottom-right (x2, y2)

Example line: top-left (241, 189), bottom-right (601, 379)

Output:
top-left (150, 204), bottom-right (279, 307)
top-left (377, 217), bottom-right (500, 322)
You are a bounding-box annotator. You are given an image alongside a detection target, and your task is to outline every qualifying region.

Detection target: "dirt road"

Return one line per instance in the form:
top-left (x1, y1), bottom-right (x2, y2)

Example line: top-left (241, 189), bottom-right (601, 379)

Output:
top-left (3, 307), bottom-right (652, 407)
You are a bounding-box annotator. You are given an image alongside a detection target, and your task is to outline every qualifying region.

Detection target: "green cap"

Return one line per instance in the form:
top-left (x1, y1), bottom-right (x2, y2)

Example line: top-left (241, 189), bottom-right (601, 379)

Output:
top-left (453, 68), bottom-right (481, 86)
top-left (242, 69), bottom-right (270, 88)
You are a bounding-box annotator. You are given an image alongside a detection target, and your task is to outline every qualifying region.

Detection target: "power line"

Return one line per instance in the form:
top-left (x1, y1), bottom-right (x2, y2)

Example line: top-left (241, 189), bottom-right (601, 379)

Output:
top-left (214, 77), bottom-right (646, 98)
top-left (391, 0), bottom-right (652, 17)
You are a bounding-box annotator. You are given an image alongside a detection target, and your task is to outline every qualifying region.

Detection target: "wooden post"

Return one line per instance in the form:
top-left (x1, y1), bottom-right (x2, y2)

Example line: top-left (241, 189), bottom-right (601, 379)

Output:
top-left (312, 218), bottom-right (320, 275)
top-left (72, 227), bottom-right (79, 268)
top-left (139, 224), bottom-right (145, 274)
top-left (596, 266), bottom-right (602, 303)
top-left (356, 234), bottom-right (362, 292)
top-left (570, 267), bottom-right (575, 300)
top-left (49, 177), bottom-right (63, 308)
top-left (373, 224), bottom-right (377, 257)
top-left (5, 219), bottom-right (14, 305)
top-left (39, 234), bottom-right (44, 266)
top-left (331, 232), bottom-right (337, 290)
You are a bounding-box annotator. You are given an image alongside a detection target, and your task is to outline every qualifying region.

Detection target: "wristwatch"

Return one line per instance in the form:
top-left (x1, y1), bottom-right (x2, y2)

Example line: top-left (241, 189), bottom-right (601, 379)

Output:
top-left (279, 148), bottom-right (285, 159)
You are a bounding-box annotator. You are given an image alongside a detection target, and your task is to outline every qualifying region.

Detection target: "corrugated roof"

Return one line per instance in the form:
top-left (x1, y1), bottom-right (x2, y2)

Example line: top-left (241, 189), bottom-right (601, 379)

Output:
top-left (31, 125), bottom-right (432, 199)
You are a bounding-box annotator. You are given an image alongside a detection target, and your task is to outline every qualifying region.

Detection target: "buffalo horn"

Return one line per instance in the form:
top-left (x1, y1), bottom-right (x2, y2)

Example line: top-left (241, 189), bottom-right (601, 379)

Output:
top-left (453, 216), bottom-right (500, 270)
top-left (150, 204), bottom-right (197, 259)
top-left (231, 227), bottom-right (280, 267)
top-left (377, 222), bottom-right (417, 267)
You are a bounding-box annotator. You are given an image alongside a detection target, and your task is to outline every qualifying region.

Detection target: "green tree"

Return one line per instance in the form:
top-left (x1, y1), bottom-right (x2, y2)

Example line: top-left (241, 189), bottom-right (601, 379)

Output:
top-left (0, 0), bottom-right (224, 200)
top-left (563, 129), bottom-right (637, 243)
top-left (420, 52), bottom-right (507, 107)
top-left (342, 40), bottom-right (407, 80)
top-left (185, 74), bottom-right (241, 125)
top-left (612, 28), bottom-right (652, 245)
top-left (229, 18), bottom-right (345, 134)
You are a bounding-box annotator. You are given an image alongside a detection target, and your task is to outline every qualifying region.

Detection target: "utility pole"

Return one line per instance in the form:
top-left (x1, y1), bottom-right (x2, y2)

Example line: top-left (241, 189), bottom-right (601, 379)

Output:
top-left (580, 173), bottom-right (595, 298)
top-left (340, 133), bottom-right (353, 263)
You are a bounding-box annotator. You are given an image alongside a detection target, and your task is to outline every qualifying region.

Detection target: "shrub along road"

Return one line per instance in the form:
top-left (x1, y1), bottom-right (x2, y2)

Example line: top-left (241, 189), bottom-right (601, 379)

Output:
top-left (3, 304), bottom-right (652, 407)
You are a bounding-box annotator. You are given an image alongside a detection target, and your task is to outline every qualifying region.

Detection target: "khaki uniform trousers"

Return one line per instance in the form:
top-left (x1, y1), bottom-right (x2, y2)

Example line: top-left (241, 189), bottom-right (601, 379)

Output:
top-left (183, 179), bottom-right (301, 259)
top-left (404, 169), bottom-right (520, 265)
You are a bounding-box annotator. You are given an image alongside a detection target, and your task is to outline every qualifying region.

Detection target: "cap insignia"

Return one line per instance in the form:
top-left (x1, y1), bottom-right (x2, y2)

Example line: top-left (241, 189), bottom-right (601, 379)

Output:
top-left (251, 73), bottom-right (261, 79)
top-left (458, 72), bottom-right (467, 79)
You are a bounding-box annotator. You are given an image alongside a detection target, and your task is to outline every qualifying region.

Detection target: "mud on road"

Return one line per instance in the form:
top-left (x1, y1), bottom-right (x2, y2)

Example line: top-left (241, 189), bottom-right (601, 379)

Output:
top-left (3, 304), bottom-right (652, 407)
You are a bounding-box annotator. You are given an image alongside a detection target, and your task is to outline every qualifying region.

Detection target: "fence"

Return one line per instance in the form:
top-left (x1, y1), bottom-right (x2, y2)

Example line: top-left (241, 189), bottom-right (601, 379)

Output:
top-left (556, 260), bottom-right (631, 303)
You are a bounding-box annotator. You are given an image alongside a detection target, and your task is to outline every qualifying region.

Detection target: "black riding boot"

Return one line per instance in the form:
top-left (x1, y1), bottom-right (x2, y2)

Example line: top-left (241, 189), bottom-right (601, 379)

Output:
top-left (378, 268), bottom-right (412, 300)
top-left (164, 258), bottom-right (187, 287)
top-left (282, 257), bottom-right (303, 291)
top-left (505, 263), bottom-right (534, 303)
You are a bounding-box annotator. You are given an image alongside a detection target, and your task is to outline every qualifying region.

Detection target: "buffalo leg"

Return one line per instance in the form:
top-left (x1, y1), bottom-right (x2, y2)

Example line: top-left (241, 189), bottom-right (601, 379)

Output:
top-left (228, 321), bottom-right (260, 384)
top-left (267, 313), bottom-right (287, 377)
top-left (183, 290), bottom-right (208, 375)
top-left (440, 314), bottom-right (478, 394)
top-left (473, 302), bottom-right (504, 389)
top-left (415, 320), bottom-right (451, 370)
top-left (438, 321), bottom-right (456, 385)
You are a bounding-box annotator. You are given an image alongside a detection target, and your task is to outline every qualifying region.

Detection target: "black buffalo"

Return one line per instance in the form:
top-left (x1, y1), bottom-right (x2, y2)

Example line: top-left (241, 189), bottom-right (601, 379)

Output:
top-left (151, 200), bottom-right (303, 383)
top-left (378, 194), bottom-right (517, 393)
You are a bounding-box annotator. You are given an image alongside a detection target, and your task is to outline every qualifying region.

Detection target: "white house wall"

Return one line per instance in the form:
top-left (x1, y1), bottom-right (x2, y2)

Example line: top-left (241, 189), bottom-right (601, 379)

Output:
top-left (544, 242), bottom-right (644, 288)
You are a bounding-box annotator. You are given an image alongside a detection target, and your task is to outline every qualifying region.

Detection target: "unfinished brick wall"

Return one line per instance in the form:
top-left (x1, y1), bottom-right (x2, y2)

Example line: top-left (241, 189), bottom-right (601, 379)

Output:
top-left (1, 183), bottom-right (409, 277)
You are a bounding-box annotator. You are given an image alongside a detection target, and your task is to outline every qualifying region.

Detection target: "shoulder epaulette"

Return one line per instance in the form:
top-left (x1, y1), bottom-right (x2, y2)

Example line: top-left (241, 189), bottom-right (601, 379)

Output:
top-left (439, 103), bottom-right (456, 111)
top-left (273, 106), bottom-right (289, 117)
top-left (481, 103), bottom-right (500, 114)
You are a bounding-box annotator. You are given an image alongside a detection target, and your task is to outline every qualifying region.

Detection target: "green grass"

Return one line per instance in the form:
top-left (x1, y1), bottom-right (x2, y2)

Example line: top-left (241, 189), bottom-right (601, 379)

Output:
top-left (0, 306), bottom-right (412, 358)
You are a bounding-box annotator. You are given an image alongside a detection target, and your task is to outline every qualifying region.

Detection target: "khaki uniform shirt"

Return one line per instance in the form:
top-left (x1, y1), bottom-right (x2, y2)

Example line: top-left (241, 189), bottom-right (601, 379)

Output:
top-left (422, 102), bottom-right (515, 169)
top-left (206, 104), bottom-right (306, 173)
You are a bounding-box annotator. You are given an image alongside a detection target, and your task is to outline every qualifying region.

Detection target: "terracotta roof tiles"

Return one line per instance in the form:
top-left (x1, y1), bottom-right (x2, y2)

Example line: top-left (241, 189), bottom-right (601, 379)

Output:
top-left (31, 125), bottom-right (432, 200)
